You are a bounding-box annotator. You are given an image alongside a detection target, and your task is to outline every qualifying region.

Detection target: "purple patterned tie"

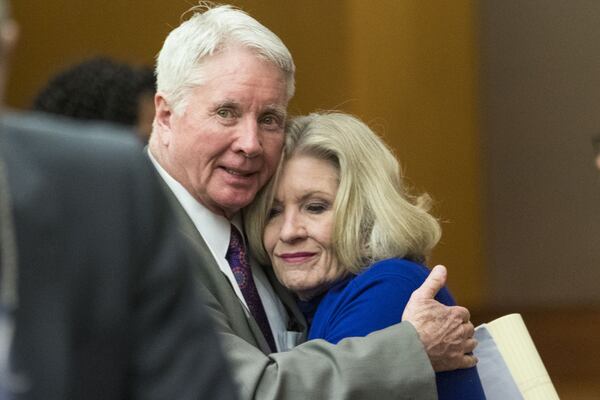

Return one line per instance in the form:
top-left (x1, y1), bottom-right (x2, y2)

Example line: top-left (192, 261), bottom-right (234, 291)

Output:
top-left (226, 224), bottom-right (277, 352)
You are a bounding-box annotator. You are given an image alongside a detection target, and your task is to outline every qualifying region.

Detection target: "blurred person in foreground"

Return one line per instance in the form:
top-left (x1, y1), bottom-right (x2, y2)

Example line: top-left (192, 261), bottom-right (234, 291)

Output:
top-left (147, 4), bottom-right (478, 399)
top-left (0, 1), bottom-right (236, 398)
top-left (32, 57), bottom-right (156, 142)
top-left (246, 112), bottom-right (486, 400)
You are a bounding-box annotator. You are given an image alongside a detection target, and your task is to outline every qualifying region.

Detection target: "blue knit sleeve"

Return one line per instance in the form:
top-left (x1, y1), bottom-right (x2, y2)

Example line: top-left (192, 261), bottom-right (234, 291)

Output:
top-left (309, 259), bottom-right (486, 400)
top-left (314, 260), bottom-right (420, 344)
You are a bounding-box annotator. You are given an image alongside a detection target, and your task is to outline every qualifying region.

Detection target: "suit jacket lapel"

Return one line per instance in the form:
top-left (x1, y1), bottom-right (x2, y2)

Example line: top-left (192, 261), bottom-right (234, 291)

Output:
top-left (147, 151), bottom-right (307, 352)
top-left (156, 178), bottom-right (274, 353)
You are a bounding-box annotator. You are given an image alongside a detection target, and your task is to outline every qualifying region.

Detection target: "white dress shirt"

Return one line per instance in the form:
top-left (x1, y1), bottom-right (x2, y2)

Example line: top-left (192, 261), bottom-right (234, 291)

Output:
top-left (149, 152), bottom-right (291, 351)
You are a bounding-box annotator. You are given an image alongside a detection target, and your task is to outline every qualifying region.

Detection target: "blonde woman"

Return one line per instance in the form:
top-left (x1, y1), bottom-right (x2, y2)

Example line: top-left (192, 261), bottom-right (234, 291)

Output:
top-left (246, 112), bottom-right (485, 399)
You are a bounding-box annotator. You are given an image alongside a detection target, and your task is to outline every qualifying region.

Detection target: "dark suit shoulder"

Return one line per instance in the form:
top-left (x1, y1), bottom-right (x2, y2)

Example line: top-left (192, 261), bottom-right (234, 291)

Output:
top-left (1, 112), bottom-right (146, 175)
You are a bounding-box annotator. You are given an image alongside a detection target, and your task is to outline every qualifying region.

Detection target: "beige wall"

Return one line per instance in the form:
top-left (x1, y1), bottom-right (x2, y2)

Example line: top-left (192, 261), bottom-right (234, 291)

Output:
top-left (9, 0), bottom-right (485, 307)
top-left (480, 0), bottom-right (600, 307)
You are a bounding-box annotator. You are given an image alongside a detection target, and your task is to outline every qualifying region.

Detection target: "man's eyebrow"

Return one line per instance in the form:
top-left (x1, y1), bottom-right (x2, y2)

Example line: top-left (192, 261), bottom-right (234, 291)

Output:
top-left (263, 104), bottom-right (287, 119)
top-left (213, 99), bottom-right (240, 109)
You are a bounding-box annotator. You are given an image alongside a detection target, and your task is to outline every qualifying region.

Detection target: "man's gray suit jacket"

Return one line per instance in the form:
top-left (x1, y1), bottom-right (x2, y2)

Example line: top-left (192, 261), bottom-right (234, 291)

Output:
top-left (161, 177), bottom-right (439, 400)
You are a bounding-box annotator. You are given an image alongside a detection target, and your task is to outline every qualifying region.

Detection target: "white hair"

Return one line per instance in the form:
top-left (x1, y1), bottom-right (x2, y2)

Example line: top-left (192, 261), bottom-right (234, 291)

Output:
top-left (156, 3), bottom-right (295, 114)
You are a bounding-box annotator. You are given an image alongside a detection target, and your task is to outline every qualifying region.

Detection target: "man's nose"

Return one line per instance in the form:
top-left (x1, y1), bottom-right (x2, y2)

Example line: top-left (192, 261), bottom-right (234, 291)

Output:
top-left (234, 119), bottom-right (262, 159)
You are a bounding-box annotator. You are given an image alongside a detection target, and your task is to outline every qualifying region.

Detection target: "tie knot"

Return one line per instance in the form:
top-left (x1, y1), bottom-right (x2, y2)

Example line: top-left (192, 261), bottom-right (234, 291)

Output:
top-left (226, 224), bottom-right (246, 265)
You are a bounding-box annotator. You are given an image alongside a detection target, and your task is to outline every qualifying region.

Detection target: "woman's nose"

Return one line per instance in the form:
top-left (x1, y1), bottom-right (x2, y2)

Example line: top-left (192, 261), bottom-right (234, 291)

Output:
top-left (279, 212), bottom-right (306, 242)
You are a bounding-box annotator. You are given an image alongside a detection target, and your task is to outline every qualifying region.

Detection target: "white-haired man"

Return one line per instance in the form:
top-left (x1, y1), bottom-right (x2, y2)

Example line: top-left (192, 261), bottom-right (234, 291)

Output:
top-left (149, 4), bottom-right (477, 399)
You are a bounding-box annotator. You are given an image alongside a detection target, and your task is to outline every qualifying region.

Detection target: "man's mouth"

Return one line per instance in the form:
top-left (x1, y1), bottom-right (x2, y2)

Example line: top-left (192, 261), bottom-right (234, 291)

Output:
top-left (223, 167), bottom-right (253, 177)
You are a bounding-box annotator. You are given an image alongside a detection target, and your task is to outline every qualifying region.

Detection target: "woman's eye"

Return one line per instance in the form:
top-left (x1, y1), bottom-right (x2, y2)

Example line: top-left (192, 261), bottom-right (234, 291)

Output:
top-left (306, 203), bottom-right (328, 214)
top-left (267, 207), bottom-right (282, 219)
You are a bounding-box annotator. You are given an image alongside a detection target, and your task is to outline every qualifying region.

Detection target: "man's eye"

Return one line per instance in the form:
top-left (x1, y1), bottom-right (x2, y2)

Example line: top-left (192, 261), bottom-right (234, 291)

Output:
top-left (217, 109), bottom-right (234, 118)
top-left (260, 114), bottom-right (282, 129)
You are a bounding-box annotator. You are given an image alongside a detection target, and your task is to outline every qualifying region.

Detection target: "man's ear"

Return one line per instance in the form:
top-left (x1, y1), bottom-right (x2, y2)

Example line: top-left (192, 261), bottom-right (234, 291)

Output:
top-left (0, 19), bottom-right (18, 59)
top-left (154, 93), bottom-right (174, 146)
top-left (0, 19), bottom-right (19, 63)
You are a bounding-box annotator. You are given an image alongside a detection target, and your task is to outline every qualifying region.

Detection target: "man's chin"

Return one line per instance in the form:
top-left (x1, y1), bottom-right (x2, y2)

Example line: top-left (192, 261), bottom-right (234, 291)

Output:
top-left (211, 189), bottom-right (258, 217)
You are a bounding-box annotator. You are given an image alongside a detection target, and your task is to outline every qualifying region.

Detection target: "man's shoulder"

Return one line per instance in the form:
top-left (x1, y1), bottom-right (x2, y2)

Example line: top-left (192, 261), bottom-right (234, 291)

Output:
top-left (1, 112), bottom-right (163, 217)
top-left (1, 111), bottom-right (143, 163)
top-left (1, 112), bottom-right (155, 190)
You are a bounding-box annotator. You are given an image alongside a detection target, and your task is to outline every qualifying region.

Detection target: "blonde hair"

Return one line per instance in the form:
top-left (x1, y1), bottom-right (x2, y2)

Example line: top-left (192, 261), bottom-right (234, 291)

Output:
top-left (245, 112), bottom-right (441, 273)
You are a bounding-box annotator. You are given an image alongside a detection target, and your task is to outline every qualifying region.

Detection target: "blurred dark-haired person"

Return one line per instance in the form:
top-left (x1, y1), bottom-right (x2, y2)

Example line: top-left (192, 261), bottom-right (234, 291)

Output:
top-left (0, 1), bottom-right (236, 399)
top-left (32, 57), bottom-right (155, 142)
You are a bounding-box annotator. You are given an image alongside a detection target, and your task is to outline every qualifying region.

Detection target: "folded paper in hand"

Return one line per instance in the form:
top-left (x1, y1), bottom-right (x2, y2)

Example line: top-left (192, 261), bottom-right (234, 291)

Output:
top-left (473, 313), bottom-right (559, 400)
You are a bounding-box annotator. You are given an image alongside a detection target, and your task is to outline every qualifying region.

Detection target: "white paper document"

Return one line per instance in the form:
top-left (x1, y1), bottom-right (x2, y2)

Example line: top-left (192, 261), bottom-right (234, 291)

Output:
top-left (473, 314), bottom-right (559, 400)
top-left (474, 325), bottom-right (523, 400)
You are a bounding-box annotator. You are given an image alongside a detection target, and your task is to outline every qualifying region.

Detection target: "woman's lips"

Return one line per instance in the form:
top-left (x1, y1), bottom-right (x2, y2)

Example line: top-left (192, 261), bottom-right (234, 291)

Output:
top-left (278, 252), bottom-right (316, 264)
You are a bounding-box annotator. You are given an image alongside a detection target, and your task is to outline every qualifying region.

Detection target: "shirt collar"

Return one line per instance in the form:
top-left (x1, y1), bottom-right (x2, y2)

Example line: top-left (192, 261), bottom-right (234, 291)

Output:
top-left (148, 150), bottom-right (244, 259)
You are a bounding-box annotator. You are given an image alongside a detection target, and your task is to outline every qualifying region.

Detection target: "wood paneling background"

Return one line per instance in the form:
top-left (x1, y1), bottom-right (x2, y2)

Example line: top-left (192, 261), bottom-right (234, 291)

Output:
top-left (9, 0), bottom-right (485, 306)
top-left (8, 0), bottom-right (600, 396)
